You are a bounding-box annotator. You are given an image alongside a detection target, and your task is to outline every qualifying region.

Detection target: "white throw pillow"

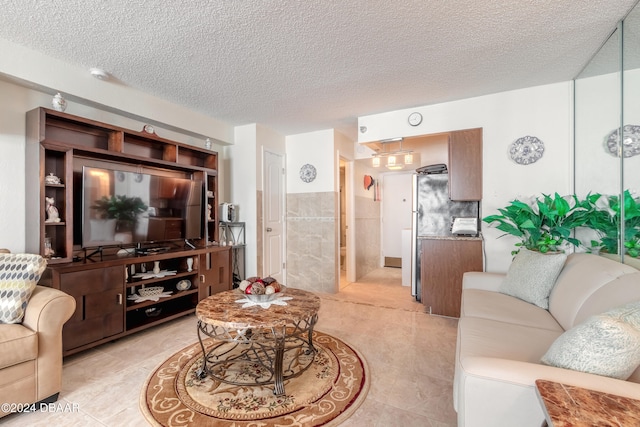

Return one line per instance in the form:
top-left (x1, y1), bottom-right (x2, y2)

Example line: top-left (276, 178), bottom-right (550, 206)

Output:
top-left (541, 302), bottom-right (640, 380)
top-left (0, 253), bottom-right (47, 324)
top-left (498, 249), bottom-right (567, 309)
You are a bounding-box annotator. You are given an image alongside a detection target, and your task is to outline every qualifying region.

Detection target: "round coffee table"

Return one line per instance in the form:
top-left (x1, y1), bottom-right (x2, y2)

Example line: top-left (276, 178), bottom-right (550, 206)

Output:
top-left (195, 287), bottom-right (320, 395)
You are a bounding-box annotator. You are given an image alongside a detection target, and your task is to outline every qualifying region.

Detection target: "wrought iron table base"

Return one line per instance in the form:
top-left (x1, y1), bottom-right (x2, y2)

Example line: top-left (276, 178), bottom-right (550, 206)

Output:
top-left (196, 314), bottom-right (318, 395)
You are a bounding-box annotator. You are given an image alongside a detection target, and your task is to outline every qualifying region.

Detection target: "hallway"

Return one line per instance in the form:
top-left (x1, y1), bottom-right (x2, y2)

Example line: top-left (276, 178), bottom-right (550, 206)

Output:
top-left (335, 266), bottom-right (425, 312)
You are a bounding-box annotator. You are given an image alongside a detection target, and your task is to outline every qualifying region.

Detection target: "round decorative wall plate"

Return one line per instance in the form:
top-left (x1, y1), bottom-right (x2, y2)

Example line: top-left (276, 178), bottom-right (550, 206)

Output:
top-left (509, 136), bottom-right (544, 165)
top-left (604, 125), bottom-right (640, 158)
top-left (299, 164), bottom-right (317, 183)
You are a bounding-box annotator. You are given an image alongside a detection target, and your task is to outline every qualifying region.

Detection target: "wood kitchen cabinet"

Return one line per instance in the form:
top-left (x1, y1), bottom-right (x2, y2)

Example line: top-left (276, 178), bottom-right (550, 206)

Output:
top-left (449, 128), bottom-right (482, 201)
top-left (421, 238), bottom-right (483, 317)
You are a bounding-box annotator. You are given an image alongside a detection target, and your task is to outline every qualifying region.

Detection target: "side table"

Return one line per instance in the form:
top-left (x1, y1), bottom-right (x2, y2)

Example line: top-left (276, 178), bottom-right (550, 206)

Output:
top-left (535, 379), bottom-right (640, 426)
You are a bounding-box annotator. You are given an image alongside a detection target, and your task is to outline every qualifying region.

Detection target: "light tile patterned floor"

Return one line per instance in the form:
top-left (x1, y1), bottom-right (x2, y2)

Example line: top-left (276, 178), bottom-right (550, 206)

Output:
top-left (2, 267), bottom-right (458, 426)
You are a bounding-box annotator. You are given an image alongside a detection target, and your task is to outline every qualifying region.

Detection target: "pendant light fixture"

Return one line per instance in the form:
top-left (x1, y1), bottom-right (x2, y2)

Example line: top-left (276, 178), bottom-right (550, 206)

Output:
top-left (371, 137), bottom-right (414, 170)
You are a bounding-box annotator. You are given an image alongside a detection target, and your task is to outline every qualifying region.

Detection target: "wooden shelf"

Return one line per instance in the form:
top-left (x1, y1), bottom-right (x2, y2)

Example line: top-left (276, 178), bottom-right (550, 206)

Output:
top-left (126, 270), bottom-right (195, 288)
top-left (126, 289), bottom-right (198, 311)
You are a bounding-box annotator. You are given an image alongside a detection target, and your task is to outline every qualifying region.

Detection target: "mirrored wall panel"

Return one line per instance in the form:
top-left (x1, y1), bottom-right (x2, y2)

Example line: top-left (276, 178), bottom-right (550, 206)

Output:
top-left (574, 1), bottom-right (640, 264)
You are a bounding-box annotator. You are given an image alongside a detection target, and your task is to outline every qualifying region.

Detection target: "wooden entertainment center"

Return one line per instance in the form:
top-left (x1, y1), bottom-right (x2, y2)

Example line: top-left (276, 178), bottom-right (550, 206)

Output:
top-left (25, 107), bottom-right (232, 356)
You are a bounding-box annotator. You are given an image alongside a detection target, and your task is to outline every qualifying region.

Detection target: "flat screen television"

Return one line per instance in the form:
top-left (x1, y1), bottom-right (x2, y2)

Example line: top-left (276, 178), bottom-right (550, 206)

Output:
top-left (81, 166), bottom-right (202, 248)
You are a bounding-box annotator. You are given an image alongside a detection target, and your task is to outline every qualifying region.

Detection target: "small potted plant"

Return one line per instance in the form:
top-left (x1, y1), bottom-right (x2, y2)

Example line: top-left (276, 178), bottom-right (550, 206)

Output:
top-left (91, 195), bottom-right (148, 242)
top-left (483, 193), bottom-right (591, 255)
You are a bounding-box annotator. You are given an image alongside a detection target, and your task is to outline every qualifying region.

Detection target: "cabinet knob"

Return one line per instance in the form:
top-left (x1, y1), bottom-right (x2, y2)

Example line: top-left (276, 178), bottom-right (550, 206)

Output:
top-left (266, 227), bottom-right (273, 232)
top-left (117, 293), bottom-right (123, 305)
top-left (200, 275), bottom-right (205, 283)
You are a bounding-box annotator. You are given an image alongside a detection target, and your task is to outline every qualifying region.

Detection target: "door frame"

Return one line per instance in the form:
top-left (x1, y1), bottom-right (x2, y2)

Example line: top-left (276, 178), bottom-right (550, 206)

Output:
top-left (340, 156), bottom-right (356, 284)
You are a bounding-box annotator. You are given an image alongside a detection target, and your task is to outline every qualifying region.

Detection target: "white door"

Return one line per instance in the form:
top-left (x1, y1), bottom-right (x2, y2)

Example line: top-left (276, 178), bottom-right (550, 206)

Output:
top-left (382, 172), bottom-right (413, 262)
top-left (263, 150), bottom-right (285, 282)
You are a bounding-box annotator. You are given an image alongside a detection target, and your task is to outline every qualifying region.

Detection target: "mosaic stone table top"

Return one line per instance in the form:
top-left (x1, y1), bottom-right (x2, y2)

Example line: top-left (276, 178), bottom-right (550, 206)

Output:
top-left (196, 287), bottom-right (321, 329)
top-left (535, 379), bottom-right (640, 427)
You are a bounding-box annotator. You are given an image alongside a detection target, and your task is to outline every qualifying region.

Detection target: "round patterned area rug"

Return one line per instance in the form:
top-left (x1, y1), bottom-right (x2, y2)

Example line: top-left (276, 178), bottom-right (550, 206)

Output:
top-left (140, 330), bottom-right (369, 426)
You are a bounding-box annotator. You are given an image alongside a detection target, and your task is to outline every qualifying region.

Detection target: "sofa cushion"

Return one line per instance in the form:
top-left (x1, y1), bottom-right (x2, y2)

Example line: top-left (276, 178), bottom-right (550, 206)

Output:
top-left (458, 317), bottom-right (562, 363)
top-left (0, 254), bottom-right (47, 324)
top-left (498, 249), bottom-right (567, 309)
top-left (541, 302), bottom-right (640, 380)
top-left (549, 254), bottom-right (640, 330)
top-left (0, 324), bottom-right (38, 369)
top-left (461, 289), bottom-right (563, 332)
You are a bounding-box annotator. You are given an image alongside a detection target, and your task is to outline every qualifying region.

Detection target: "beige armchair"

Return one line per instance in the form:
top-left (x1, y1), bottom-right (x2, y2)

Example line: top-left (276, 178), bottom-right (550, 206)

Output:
top-left (0, 285), bottom-right (75, 417)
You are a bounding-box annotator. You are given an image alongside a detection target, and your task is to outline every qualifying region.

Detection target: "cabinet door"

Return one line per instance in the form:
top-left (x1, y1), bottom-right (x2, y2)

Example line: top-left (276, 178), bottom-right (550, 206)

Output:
top-left (198, 249), bottom-right (232, 299)
top-left (421, 239), bottom-right (483, 317)
top-left (60, 266), bottom-right (125, 352)
top-left (449, 129), bottom-right (482, 201)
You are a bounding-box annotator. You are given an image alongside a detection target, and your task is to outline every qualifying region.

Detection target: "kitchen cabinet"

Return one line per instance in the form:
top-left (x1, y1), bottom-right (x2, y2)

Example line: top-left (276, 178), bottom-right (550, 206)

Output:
top-left (449, 128), bottom-right (482, 201)
top-left (421, 238), bottom-right (483, 317)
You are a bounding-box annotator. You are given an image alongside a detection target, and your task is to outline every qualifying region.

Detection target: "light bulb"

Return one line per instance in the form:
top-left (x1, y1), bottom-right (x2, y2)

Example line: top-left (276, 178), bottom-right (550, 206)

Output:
top-left (372, 157), bottom-right (380, 167)
top-left (387, 155), bottom-right (396, 167)
top-left (404, 153), bottom-right (414, 165)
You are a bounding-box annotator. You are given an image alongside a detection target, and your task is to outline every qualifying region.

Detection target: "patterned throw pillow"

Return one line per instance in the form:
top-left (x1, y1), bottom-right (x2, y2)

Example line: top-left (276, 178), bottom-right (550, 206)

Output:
top-left (498, 249), bottom-right (568, 309)
top-left (541, 301), bottom-right (640, 379)
top-left (0, 253), bottom-right (47, 324)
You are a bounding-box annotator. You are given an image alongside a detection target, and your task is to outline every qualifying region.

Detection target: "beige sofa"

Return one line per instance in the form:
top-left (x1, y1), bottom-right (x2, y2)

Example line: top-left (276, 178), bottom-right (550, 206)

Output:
top-left (0, 286), bottom-right (76, 418)
top-left (454, 253), bottom-right (640, 427)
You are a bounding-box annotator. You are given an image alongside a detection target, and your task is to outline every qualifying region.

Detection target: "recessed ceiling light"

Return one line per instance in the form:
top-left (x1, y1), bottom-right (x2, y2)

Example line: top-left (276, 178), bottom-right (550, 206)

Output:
top-left (90, 68), bottom-right (110, 80)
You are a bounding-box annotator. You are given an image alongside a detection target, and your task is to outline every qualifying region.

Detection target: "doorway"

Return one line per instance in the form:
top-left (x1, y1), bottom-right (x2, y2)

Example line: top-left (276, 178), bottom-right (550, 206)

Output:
top-left (339, 157), bottom-right (355, 288)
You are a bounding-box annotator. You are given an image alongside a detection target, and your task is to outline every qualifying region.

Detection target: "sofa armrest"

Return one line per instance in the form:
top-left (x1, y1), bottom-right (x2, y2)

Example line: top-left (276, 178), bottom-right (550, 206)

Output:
top-left (462, 356), bottom-right (640, 398)
top-left (21, 286), bottom-right (75, 401)
top-left (22, 286), bottom-right (75, 335)
top-left (458, 356), bottom-right (640, 427)
top-left (462, 271), bottom-right (506, 291)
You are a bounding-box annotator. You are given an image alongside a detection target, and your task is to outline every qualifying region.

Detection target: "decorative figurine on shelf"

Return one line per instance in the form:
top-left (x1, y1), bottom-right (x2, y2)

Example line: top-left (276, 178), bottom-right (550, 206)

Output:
top-left (43, 237), bottom-right (54, 258)
top-left (186, 257), bottom-right (193, 272)
top-left (44, 172), bottom-right (61, 185)
top-left (207, 203), bottom-right (212, 221)
top-left (45, 197), bottom-right (61, 223)
top-left (51, 92), bottom-right (67, 112)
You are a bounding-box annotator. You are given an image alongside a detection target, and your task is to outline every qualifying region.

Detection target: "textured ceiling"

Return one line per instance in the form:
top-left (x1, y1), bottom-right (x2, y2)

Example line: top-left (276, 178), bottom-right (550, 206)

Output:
top-left (0, 0), bottom-right (638, 139)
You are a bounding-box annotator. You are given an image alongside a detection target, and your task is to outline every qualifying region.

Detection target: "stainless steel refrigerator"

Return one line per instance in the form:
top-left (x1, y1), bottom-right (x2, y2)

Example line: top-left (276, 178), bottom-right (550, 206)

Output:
top-left (410, 173), bottom-right (479, 301)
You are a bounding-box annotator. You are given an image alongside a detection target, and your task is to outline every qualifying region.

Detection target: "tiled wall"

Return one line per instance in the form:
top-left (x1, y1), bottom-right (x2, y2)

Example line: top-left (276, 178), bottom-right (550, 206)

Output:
top-left (355, 195), bottom-right (381, 279)
top-left (286, 192), bottom-right (338, 293)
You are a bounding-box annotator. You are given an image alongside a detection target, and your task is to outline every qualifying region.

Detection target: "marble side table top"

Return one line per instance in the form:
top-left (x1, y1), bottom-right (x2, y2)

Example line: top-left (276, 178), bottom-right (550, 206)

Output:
top-left (535, 379), bottom-right (640, 426)
top-left (196, 287), bottom-right (321, 329)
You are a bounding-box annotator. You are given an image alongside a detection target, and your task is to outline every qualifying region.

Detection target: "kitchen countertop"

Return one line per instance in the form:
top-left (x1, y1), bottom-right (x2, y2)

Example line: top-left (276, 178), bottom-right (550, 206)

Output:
top-left (417, 234), bottom-right (482, 241)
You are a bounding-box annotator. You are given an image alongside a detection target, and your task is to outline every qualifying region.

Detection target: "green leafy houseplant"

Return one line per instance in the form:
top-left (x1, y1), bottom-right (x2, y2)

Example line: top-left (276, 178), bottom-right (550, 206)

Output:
top-left (91, 195), bottom-right (148, 232)
top-left (483, 193), bottom-right (592, 255)
top-left (584, 190), bottom-right (640, 258)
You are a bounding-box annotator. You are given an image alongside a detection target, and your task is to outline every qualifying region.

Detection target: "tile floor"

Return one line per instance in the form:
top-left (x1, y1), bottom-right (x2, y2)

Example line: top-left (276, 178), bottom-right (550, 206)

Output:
top-left (2, 267), bottom-right (458, 426)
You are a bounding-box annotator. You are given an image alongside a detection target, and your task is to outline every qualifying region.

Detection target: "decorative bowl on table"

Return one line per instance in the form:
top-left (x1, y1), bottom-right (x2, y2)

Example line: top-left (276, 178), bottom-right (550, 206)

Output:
top-left (138, 286), bottom-right (164, 297)
top-left (237, 276), bottom-right (285, 302)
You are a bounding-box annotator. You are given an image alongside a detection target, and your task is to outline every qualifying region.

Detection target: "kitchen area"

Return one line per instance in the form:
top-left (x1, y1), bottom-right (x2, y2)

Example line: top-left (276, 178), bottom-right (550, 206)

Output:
top-left (370, 128), bottom-right (484, 318)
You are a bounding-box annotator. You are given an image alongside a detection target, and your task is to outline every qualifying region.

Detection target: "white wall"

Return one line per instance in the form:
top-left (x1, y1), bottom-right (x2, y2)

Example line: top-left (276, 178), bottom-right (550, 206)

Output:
top-left (286, 129), bottom-right (335, 193)
top-left (359, 82), bottom-right (574, 272)
top-left (0, 38), bottom-right (233, 144)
